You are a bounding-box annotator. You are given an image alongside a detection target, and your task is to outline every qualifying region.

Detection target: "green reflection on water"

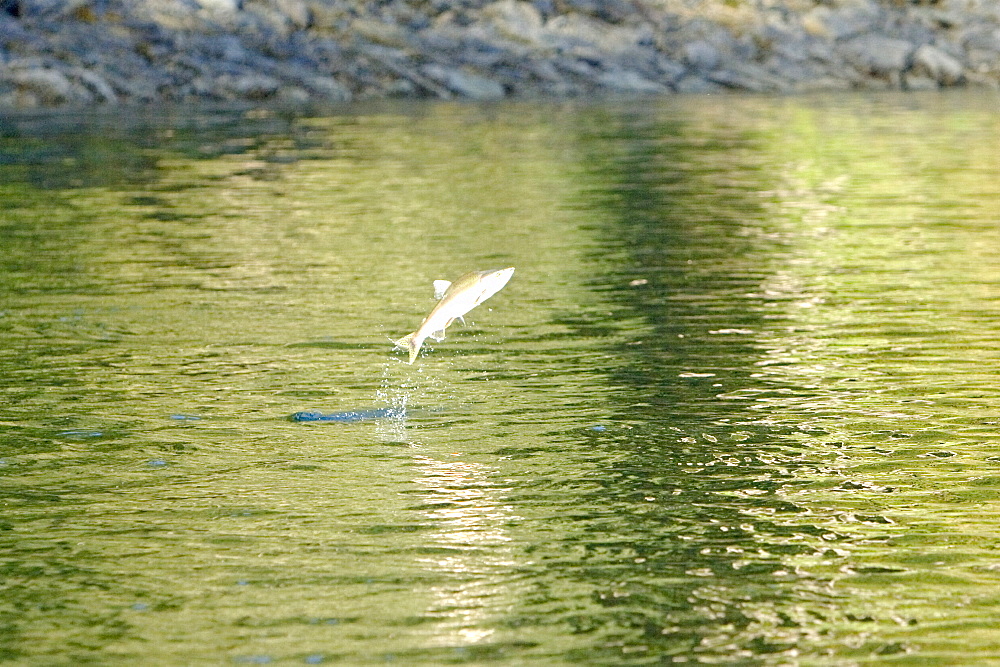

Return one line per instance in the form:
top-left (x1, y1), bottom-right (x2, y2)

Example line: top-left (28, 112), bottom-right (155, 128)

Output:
top-left (1, 92), bottom-right (1000, 664)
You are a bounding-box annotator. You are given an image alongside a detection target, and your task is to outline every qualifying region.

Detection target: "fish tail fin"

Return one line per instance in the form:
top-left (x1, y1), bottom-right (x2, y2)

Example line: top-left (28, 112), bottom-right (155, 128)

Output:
top-left (393, 332), bottom-right (421, 364)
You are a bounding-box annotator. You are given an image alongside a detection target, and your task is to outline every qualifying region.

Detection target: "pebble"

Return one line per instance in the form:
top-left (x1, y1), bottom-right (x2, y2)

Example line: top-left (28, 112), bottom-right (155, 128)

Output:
top-left (0, 0), bottom-right (997, 108)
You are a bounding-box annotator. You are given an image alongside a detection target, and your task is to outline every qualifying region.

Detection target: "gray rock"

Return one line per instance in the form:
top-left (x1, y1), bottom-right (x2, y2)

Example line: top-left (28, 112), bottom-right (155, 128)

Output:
top-left (422, 63), bottom-right (505, 99)
top-left (267, 0), bottom-right (312, 29)
top-left (69, 67), bottom-right (117, 102)
top-left (416, 22), bottom-right (468, 54)
top-left (382, 77), bottom-right (418, 96)
top-left (525, 58), bottom-right (562, 81)
top-left (453, 37), bottom-right (510, 69)
top-left (306, 1), bottom-right (350, 30)
top-left (794, 75), bottom-right (854, 92)
top-left (0, 15), bottom-right (29, 43)
top-left (673, 75), bottom-right (724, 93)
top-left (5, 66), bottom-right (76, 104)
top-left (965, 70), bottom-right (1000, 89)
top-left (903, 73), bottom-right (939, 90)
top-left (886, 16), bottom-right (936, 48)
top-left (541, 12), bottom-right (651, 57)
top-left (3, 0), bottom-right (1000, 108)
top-left (0, 81), bottom-right (18, 108)
top-left (912, 43), bottom-right (964, 84)
top-left (694, 22), bottom-right (756, 63)
top-left (653, 55), bottom-right (686, 82)
top-left (683, 40), bottom-right (720, 71)
top-left (754, 23), bottom-right (810, 63)
top-left (523, 59), bottom-right (582, 94)
top-left (594, 68), bottom-right (667, 94)
top-left (277, 85), bottom-right (311, 103)
top-left (243, 3), bottom-right (301, 37)
top-left (961, 24), bottom-right (1000, 53)
top-left (353, 17), bottom-right (415, 50)
top-left (195, 0), bottom-right (241, 11)
top-left (275, 68), bottom-right (352, 101)
top-left (99, 69), bottom-right (160, 103)
top-left (563, 0), bottom-right (635, 24)
top-left (21, 0), bottom-right (89, 17)
top-left (483, 0), bottom-right (544, 44)
top-left (552, 55), bottom-right (599, 79)
top-left (802, 2), bottom-right (883, 41)
top-left (841, 34), bottom-right (915, 76)
top-left (708, 62), bottom-right (792, 93)
top-left (763, 54), bottom-right (832, 85)
top-left (805, 38), bottom-right (839, 64)
top-left (217, 72), bottom-right (281, 99)
top-left (144, 3), bottom-right (208, 33)
top-left (361, 51), bottom-right (453, 98)
top-left (968, 48), bottom-right (1000, 75)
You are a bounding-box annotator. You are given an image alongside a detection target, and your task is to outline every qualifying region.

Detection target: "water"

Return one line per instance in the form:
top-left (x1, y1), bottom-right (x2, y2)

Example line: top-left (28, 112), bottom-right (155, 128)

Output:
top-left (1, 91), bottom-right (999, 664)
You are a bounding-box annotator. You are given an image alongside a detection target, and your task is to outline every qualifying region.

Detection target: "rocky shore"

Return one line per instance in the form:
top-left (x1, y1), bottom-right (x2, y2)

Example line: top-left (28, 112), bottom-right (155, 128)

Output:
top-left (1, 0), bottom-right (998, 109)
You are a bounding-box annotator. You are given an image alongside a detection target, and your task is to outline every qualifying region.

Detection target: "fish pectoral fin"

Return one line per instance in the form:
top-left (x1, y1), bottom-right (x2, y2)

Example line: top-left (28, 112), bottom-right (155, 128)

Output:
top-left (429, 316), bottom-right (459, 341)
top-left (433, 280), bottom-right (451, 300)
top-left (456, 315), bottom-right (466, 325)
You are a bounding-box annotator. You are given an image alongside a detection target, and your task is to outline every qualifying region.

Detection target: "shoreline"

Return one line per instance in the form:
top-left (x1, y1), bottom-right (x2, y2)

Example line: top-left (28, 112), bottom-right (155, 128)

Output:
top-left (1, 0), bottom-right (998, 110)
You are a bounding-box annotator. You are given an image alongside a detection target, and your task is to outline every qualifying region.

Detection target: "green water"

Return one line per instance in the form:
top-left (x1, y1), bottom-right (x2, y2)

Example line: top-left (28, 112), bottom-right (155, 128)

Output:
top-left (2, 91), bottom-right (1000, 664)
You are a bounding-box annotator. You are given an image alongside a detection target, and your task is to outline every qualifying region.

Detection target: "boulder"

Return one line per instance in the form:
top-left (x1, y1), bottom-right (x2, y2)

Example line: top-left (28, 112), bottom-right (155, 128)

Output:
top-left (266, 0), bottom-right (312, 29)
top-left (842, 34), bottom-right (915, 77)
top-left (708, 62), bottom-right (792, 93)
top-left (541, 12), bottom-right (652, 57)
top-left (902, 73), bottom-right (938, 90)
top-left (595, 68), bottom-right (667, 94)
top-left (421, 64), bottom-right (506, 100)
top-left (912, 43), bottom-right (964, 84)
top-left (801, 2), bottom-right (883, 41)
top-left (673, 75), bottom-right (724, 93)
top-left (5, 65), bottom-right (76, 104)
top-left (483, 0), bottom-right (544, 45)
top-left (69, 67), bottom-right (117, 102)
top-left (217, 72), bottom-right (281, 99)
top-left (195, 0), bottom-right (242, 11)
top-left (683, 40), bottom-right (720, 71)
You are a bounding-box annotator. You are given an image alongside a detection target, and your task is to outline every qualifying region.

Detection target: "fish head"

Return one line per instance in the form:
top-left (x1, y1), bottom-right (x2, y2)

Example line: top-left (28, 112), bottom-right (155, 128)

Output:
top-left (469, 267), bottom-right (514, 304)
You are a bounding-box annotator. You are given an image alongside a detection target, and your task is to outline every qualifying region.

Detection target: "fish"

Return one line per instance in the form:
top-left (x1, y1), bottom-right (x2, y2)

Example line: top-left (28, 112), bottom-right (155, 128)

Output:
top-left (290, 405), bottom-right (447, 423)
top-left (290, 407), bottom-right (404, 423)
top-left (393, 267), bottom-right (515, 364)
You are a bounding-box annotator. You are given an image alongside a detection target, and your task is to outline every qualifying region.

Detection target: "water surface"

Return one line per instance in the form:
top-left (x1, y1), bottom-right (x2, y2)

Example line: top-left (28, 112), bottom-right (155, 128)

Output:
top-left (2, 91), bottom-right (1000, 664)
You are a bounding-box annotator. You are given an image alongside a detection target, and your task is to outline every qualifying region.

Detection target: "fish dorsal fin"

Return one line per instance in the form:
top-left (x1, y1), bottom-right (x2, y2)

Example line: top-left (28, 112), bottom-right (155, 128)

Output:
top-left (433, 280), bottom-right (451, 300)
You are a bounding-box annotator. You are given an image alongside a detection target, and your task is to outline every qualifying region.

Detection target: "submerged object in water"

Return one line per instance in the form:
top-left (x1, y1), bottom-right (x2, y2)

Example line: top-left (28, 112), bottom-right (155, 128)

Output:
top-left (290, 407), bottom-right (404, 423)
top-left (393, 267), bottom-right (514, 364)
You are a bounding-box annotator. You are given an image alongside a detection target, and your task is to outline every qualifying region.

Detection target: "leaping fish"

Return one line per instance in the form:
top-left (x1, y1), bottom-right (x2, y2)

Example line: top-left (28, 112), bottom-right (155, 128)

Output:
top-left (394, 267), bottom-right (515, 364)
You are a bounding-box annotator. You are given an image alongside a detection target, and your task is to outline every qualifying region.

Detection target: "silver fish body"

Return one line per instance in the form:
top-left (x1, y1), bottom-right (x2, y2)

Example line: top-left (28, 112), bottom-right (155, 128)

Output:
top-left (394, 267), bottom-right (514, 363)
